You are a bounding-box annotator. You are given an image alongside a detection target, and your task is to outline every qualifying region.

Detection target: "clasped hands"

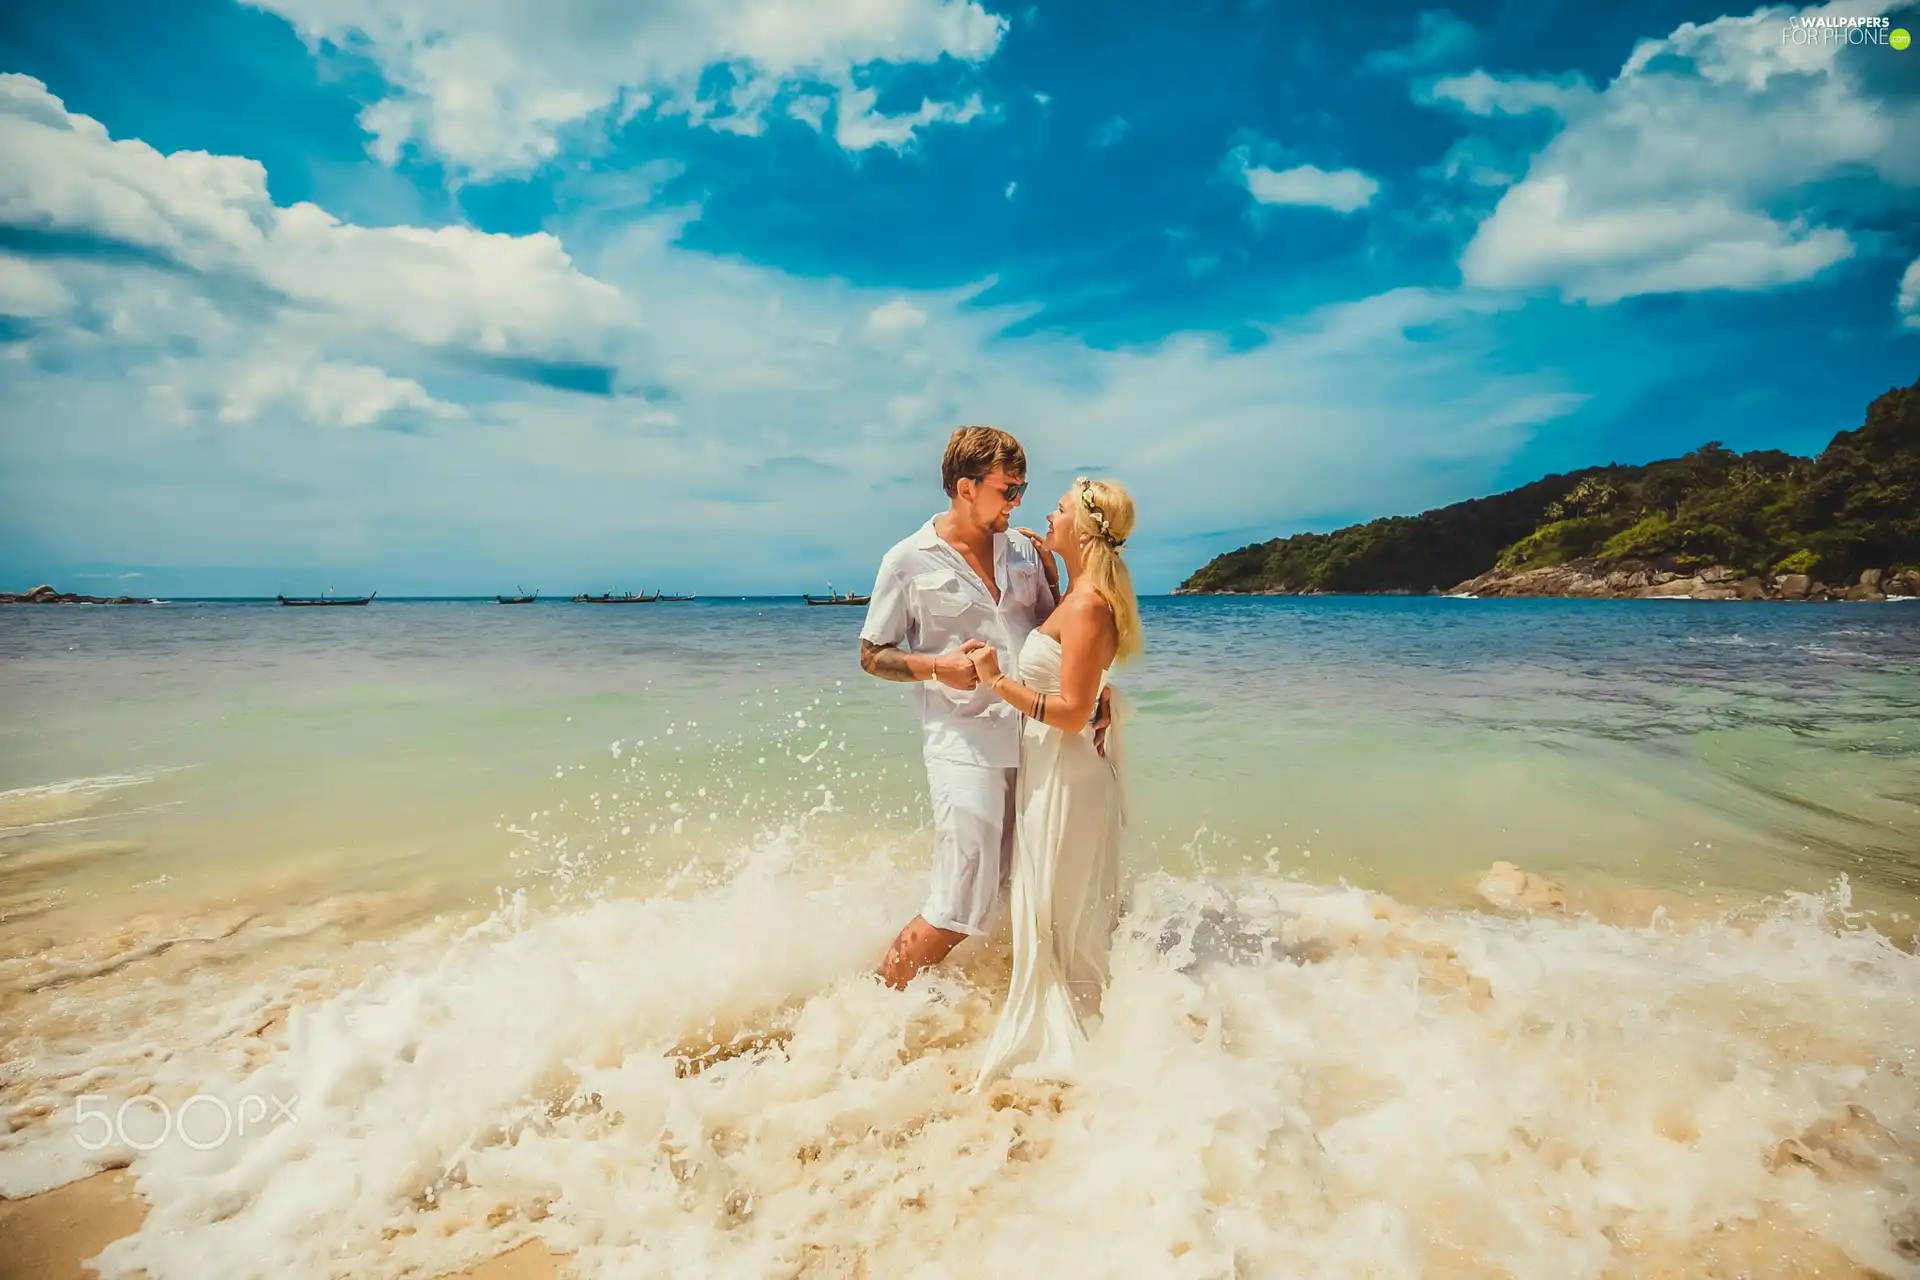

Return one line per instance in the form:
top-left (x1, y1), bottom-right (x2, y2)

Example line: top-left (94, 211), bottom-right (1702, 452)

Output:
top-left (940, 639), bottom-right (1111, 755)
top-left (927, 639), bottom-right (1001, 691)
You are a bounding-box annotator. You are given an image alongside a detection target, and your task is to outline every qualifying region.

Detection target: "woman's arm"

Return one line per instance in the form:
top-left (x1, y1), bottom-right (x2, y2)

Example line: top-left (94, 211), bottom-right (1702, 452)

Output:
top-left (1015, 528), bottom-right (1062, 610)
top-left (968, 594), bottom-right (1116, 731)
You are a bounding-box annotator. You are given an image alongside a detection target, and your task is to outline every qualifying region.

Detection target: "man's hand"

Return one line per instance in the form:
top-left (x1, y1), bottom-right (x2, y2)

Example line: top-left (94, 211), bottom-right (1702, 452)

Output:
top-left (1090, 687), bottom-right (1116, 757)
top-left (931, 649), bottom-right (979, 691)
top-left (963, 640), bottom-right (1003, 685)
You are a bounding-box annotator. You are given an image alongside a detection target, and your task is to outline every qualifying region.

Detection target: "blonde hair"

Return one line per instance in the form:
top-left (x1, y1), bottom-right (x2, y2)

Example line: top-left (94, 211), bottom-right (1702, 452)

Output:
top-left (1073, 477), bottom-right (1142, 663)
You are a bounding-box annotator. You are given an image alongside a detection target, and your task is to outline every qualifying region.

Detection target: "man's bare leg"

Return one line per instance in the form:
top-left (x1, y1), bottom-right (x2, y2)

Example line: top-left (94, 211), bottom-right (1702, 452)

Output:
top-left (878, 916), bottom-right (969, 989)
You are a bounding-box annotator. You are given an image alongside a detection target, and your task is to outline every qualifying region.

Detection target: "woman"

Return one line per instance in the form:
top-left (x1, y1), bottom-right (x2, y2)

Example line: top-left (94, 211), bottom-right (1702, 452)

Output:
top-left (964, 476), bottom-right (1141, 1085)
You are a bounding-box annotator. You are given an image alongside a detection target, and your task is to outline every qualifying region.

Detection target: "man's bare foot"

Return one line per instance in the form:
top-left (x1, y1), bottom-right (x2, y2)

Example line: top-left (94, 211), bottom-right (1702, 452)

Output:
top-left (878, 916), bottom-right (968, 988)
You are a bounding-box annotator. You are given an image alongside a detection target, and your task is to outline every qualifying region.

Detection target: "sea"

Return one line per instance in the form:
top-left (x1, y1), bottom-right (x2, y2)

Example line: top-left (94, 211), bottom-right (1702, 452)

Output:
top-left (1, 596), bottom-right (1917, 1278)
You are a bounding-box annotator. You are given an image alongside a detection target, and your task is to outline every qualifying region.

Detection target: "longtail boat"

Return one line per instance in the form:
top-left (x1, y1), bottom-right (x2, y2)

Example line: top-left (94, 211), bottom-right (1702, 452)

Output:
top-left (277, 591), bottom-right (376, 607)
top-left (804, 592), bottom-right (870, 606)
top-left (571, 591), bottom-right (658, 603)
top-left (655, 593), bottom-right (697, 602)
top-left (497, 589), bottom-right (539, 604)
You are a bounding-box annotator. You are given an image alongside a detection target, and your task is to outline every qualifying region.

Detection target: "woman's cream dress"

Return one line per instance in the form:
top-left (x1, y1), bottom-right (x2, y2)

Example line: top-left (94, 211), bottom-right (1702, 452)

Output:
top-left (974, 630), bottom-right (1125, 1085)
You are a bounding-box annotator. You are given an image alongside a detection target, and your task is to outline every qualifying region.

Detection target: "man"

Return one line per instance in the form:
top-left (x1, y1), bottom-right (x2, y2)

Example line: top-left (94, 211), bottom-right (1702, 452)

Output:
top-left (860, 426), bottom-right (1071, 988)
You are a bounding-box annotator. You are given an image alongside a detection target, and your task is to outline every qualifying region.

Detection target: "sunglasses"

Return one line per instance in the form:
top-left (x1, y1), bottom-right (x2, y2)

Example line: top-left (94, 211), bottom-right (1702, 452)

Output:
top-left (971, 477), bottom-right (1027, 501)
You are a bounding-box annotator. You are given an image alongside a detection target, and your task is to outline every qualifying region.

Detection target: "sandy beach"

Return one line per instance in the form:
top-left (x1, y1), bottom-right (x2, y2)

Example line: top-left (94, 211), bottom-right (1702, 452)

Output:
top-left (0, 1171), bottom-right (565, 1279)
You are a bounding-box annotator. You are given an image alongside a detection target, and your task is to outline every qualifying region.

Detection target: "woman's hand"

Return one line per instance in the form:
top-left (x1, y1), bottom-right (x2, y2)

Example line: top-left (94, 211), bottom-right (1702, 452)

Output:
top-left (961, 639), bottom-right (1003, 687)
top-left (1015, 528), bottom-right (1060, 591)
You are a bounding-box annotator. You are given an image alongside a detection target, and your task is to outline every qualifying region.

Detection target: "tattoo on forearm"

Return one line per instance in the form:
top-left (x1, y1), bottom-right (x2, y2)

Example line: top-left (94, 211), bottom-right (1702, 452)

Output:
top-left (860, 640), bottom-right (919, 683)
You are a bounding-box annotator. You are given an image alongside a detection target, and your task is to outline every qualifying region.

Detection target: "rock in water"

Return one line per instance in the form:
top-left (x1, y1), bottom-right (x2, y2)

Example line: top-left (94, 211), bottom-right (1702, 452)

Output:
top-left (1476, 861), bottom-right (1568, 913)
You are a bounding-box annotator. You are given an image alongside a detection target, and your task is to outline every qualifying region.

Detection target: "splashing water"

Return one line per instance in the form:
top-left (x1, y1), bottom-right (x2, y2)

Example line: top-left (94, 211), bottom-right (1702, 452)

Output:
top-left (0, 837), bottom-right (1910, 1279)
top-left (1, 598), bottom-right (1916, 1276)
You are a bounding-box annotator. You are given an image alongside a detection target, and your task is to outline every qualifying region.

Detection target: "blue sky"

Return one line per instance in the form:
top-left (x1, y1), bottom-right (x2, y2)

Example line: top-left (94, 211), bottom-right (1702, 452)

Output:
top-left (1, 0), bottom-right (1916, 596)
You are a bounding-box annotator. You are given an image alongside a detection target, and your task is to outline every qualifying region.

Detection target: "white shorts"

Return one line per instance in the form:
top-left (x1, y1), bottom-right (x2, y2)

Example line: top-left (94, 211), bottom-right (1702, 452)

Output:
top-left (921, 761), bottom-right (1018, 936)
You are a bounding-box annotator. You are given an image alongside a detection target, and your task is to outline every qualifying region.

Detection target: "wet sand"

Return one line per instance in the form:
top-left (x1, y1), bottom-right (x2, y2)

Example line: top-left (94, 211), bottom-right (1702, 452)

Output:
top-left (0, 1172), bottom-right (146, 1280)
top-left (0, 1173), bottom-right (566, 1280)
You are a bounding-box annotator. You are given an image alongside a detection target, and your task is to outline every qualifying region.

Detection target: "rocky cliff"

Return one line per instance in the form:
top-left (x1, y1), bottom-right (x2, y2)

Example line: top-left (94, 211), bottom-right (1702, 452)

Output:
top-left (1179, 376), bottom-right (1920, 601)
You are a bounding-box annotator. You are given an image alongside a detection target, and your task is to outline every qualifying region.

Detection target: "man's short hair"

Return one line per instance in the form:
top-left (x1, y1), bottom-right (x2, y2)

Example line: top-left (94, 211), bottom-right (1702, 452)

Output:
top-left (942, 425), bottom-right (1026, 497)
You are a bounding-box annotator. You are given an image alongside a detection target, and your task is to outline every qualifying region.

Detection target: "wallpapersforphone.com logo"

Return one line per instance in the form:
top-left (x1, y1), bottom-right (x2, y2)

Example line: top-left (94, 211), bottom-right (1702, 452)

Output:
top-left (75, 1092), bottom-right (298, 1152)
top-left (1781, 13), bottom-right (1905, 45)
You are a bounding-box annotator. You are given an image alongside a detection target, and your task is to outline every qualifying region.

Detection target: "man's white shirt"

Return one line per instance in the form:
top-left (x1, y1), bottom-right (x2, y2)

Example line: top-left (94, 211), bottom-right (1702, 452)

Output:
top-left (860, 518), bottom-right (1056, 768)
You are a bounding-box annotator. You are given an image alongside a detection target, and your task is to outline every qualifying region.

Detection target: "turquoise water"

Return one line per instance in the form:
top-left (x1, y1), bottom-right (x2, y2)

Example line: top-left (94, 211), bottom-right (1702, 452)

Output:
top-left (6, 596), bottom-right (1917, 931)
top-left (3, 597), bottom-right (1918, 1277)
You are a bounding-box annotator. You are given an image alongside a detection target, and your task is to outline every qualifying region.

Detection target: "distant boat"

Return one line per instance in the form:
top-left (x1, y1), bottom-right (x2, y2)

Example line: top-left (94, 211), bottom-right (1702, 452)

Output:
top-left (497, 588), bottom-right (539, 604)
top-left (805, 585), bottom-right (870, 606)
top-left (656, 593), bottom-right (697, 603)
top-left (571, 591), bottom-right (658, 603)
top-left (278, 590), bottom-right (375, 607)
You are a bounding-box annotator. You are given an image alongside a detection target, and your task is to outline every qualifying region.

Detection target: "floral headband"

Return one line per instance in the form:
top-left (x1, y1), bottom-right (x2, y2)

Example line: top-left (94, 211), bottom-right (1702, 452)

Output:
top-left (1077, 477), bottom-right (1125, 548)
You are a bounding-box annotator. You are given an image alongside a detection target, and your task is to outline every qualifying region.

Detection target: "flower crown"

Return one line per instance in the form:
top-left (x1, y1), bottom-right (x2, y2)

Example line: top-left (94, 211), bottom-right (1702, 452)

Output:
top-left (1077, 477), bottom-right (1125, 548)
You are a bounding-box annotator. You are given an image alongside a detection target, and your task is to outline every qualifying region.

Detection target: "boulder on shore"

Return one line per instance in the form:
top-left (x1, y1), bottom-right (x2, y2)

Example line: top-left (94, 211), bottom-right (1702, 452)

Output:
top-left (1449, 560), bottom-right (1910, 603)
top-left (1476, 862), bottom-right (1568, 913)
top-left (1, 584), bottom-right (160, 605)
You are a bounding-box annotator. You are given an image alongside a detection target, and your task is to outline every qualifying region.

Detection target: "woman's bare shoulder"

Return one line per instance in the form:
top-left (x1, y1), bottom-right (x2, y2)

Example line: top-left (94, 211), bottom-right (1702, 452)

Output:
top-left (1059, 588), bottom-right (1116, 633)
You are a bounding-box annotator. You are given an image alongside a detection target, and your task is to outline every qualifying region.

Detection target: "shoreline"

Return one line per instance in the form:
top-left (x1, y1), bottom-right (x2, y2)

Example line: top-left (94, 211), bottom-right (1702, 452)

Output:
top-left (0, 592), bottom-right (163, 606)
top-left (1174, 559), bottom-right (1920, 602)
top-left (1173, 589), bottom-right (1918, 602)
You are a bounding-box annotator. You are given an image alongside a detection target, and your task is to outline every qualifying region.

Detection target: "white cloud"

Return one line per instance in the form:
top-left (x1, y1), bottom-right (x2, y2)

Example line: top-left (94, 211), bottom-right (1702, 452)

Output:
top-left (0, 76), bottom-right (272, 272)
top-left (1425, 70), bottom-right (1593, 117)
top-left (0, 254), bottom-right (74, 317)
top-left (1364, 10), bottom-right (1479, 72)
top-left (259, 205), bottom-right (627, 360)
top-left (1467, 176), bottom-right (1854, 302)
top-left (246, 0), bottom-right (1008, 176)
top-left (1899, 257), bottom-right (1920, 328)
top-left (7, 188), bottom-right (1582, 590)
top-left (1433, 136), bottom-right (1520, 189)
top-left (1004, 180), bottom-right (1018, 201)
top-left (0, 75), bottom-right (631, 366)
top-left (1242, 163), bottom-right (1381, 214)
top-left (787, 95), bottom-right (831, 132)
top-left (867, 299), bottom-right (928, 334)
top-left (1453, 2), bottom-right (1920, 303)
top-left (832, 86), bottom-right (985, 153)
top-left (2, 83), bottom-right (1585, 593)
top-left (214, 358), bottom-right (462, 429)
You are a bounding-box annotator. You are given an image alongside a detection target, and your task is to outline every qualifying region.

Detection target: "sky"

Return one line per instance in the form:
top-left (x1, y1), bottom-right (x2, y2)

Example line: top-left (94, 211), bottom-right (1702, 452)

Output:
top-left (0, 0), bottom-right (1916, 597)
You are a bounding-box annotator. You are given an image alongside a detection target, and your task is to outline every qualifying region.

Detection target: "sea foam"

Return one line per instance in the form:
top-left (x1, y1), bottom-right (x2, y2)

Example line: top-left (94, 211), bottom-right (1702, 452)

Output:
top-left (16, 837), bottom-right (1906, 1280)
